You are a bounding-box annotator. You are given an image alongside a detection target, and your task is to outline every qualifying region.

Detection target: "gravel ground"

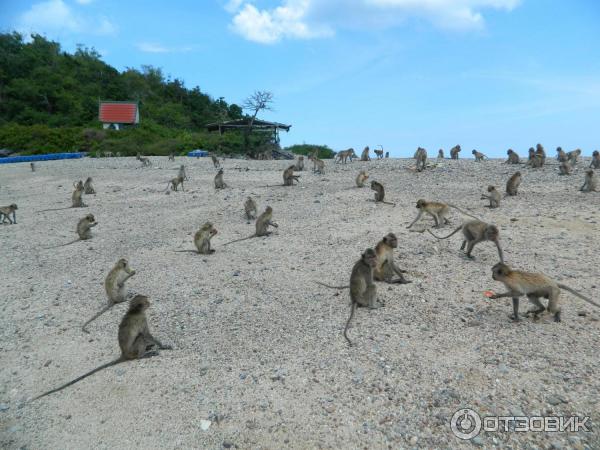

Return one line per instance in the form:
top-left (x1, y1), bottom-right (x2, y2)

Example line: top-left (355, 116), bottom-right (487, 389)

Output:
top-left (0, 155), bottom-right (599, 450)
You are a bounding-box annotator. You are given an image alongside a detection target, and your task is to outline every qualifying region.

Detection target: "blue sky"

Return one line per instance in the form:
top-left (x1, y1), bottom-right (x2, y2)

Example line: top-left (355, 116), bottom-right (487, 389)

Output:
top-left (1, 0), bottom-right (599, 157)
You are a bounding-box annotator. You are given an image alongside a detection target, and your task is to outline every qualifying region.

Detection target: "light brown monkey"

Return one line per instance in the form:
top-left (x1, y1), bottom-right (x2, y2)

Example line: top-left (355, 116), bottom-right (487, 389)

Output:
top-left (535, 143), bottom-right (546, 166)
top-left (210, 154), bottom-right (220, 168)
top-left (556, 147), bottom-right (568, 162)
top-left (427, 220), bottom-right (504, 262)
top-left (370, 181), bottom-right (396, 206)
top-left (178, 165), bottom-right (188, 180)
top-left (30, 162), bottom-right (36, 172)
top-left (0, 204), bottom-right (18, 224)
top-left (295, 155), bottom-right (305, 171)
top-left (505, 149), bottom-right (520, 164)
top-left (580, 169), bottom-right (598, 192)
top-left (490, 262), bottom-right (599, 322)
top-left (527, 147), bottom-right (535, 161)
top-left (308, 155), bottom-right (325, 174)
top-left (214, 168), bottom-right (227, 189)
top-left (44, 214), bottom-right (97, 248)
top-left (283, 165), bottom-right (301, 186)
top-left (590, 150), bottom-right (600, 169)
top-left (82, 258), bottom-right (136, 333)
top-left (136, 153), bottom-right (151, 167)
top-left (373, 233), bottom-right (411, 284)
top-left (36, 181), bottom-right (87, 213)
top-left (505, 171), bottom-right (522, 196)
top-left (174, 222), bottom-right (217, 254)
top-left (558, 161), bottom-right (572, 175)
top-left (32, 295), bottom-right (172, 400)
top-left (374, 148), bottom-right (384, 159)
top-left (244, 196), bottom-right (257, 220)
top-left (166, 176), bottom-right (185, 191)
top-left (168, 152), bottom-right (175, 161)
top-left (223, 206), bottom-right (278, 245)
top-left (567, 148), bottom-right (581, 166)
top-left (450, 145), bottom-right (461, 160)
top-left (414, 147), bottom-right (427, 171)
top-left (528, 154), bottom-right (543, 168)
top-left (407, 199), bottom-right (480, 229)
top-left (336, 149), bottom-right (354, 164)
top-left (361, 146), bottom-right (371, 161)
top-left (472, 149), bottom-right (486, 161)
top-left (481, 185), bottom-right (501, 208)
top-left (83, 177), bottom-right (95, 194)
top-left (355, 170), bottom-right (369, 188)
top-left (438, 149), bottom-right (444, 159)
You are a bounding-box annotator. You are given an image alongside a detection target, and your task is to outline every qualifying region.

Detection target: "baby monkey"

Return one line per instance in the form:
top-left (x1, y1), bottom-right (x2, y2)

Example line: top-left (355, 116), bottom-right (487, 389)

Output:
top-left (355, 170), bottom-right (369, 188)
top-left (174, 222), bottom-right (217, 254)
top-left (83, 177), bottom-right (95, 194)
top-left (580, 169), bottom-right (597, 192)
top-left (370, 181), bottom-right (396, 206)
top-left (490, 262), bottom-right (599, 322)
top-left (82, 258), bottom-right (136, 333)
top-left (244, 197), bottom-right (257, 220)
top-left (223, 206), bottom-right (278, 246)
top-left (45, 214), bottom-right (97, 248)
top-left (427, 220), bottom-right (504, 262)
top-left (0, 204), bottom-right (18, 224)
top-left (283, 165), bottom-right (301, 186)
top-left (374, 233), bottom-right (411, 284)
top-left (32, 295), bottom-right (172, 400)
top-left (505, 149), bottom-right (520, 164)
top-left (472, 150), bottom-right (487, 161)
top-left (214, 169), bottom-right (227, 189)
top-left (481, 185), bottom-right (501, 208)
top-left (166, 176), bottom-right (185, 192)
top-left (590, 150), bottom-right (599, 169)
top-left (505, 172), bottom-right (522, 196)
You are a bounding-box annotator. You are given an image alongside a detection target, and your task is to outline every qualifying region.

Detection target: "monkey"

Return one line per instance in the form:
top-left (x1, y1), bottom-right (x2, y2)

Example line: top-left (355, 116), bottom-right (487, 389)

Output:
top-left (527, 147), bottom-right (535, 161)
top-left (567, 148), bottom-right (581, 166)
top-left (345, 248), bottom-right (379, 346)
top-left (355, 170), bottom-right (369, 188)
top-left (136, 153), bottom-right (151, 167)
top-left (385, 151), bottom-right (389, 158)
top-left (214, 168), bottom-right (227, 189)
top-left (168, 152), bottom-right (175, 162)
top-left (580, 169), bottom-right (598, 192)
top-left (30, 162), bottom-right (36, 172)
top-left (283, 165), bottom-right (301, 186)
top-left (438, 149), bottom-right (444, 159)
top-left (535, 143), bottom-right (546, 166)
top-left (407, 199), bottom-right (480, 229)
top-left (178, 165), bottom-right (187, 181)
top-left (558, 161), bottom-right (572, 175)
top-left (166, 176), bottom-right (185, 192)
top-left (104, 151), bottom-right (114, 158)
top-left (295, 155), bottom-right (304, 171)
top-left (373, 233), bottom-right (411, 284)
top-left (244, 196), bottom-right (257, 220)
top-left (414, 147), bottom-right (427, 172)
top-left (505, 171), bottom-right (522, 196)
top-left (590, 150), bottom-right (600, 169)
top-left (36, 181), bottom-right (87, 213)
top-left (374, 148), bottom-right (384, 159)
top-left (489, 262), bottom-right (599, 322)
top-left (427, 220), bottom-right (504, 262)
top-left (44, 214), bottom-right (97, 248)
top-left (336, 149), bottom-right (354, 164)
top-left (472, 150), bottom-right (487, 161)
top-left (370, 181), bottom-right (396, 206)
top-left (556, 147), bottom-right (568, 162)
top-left (31, 295), bottom-right (172, 400)
top-left (210, 154), bottom-right (220, 168)
top-left (480, 185), bottom-right (501, 208)
top-left (450, 145), bottom-right (461, 160)
top-left (361, 146), bottom-right (371, 161)
top-left (223, 206), bottom-right (278, 246)
top-left (505, 149), bottom-right (520, 164)
top-left (0, 204), bottom-right (18, 224)
top-left (82, 258), bottom-right (136, 333)
top-left (527, 154), bottom-right (543, 168)
top-left (308, 155), bottom-right (325, 174)
top-left (174, 222), bottom-right (217, 254)
top-left (83, 177), bottom-right (95, 195)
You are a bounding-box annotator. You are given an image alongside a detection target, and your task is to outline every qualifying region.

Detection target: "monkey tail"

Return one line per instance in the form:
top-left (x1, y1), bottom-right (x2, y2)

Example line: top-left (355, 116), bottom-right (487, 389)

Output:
top-left (447, 205), bottom-right (481, 221)
top-left (344, 302), bottom-right (356, 346)
top-left (36, 207), bottom-right (71, 213)
top-left (43, 239), bottom-right (80, 249)
top-left (382, 201), bottom-right (396, 207)
top-left (172, 249), bottom-right (199, 253)
top-left (31, 358), bottom-right (123, 401)
top-left (314, 281), bottom-right (350, 289)
top-left (223, 235), bottom-right (254, 246)
top-left (557, 284), bottom-right (600, 308)
top-left (426, 226), bottom-right (463, 240)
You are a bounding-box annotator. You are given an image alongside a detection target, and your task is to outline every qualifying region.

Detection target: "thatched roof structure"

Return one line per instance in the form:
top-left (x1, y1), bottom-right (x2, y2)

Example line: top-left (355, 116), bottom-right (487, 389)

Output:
top-left (206, 118), bottom-right (291, 134)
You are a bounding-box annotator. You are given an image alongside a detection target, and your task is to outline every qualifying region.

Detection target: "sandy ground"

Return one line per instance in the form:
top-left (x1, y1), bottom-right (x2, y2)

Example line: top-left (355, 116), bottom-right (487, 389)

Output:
top-left (0, 155), bottom-right (599, 450)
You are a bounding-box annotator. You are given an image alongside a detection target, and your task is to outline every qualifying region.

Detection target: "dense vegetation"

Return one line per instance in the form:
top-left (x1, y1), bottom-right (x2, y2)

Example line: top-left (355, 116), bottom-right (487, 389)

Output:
top-left (0, 32), bottom-right (325, 157)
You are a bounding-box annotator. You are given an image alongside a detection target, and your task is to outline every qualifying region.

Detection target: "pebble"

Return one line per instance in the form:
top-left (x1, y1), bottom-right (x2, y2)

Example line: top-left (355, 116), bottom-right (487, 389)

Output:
top-left (0, 403), bottom-right (9, 412)
top-left (200, 419), bottom-right (211, 431)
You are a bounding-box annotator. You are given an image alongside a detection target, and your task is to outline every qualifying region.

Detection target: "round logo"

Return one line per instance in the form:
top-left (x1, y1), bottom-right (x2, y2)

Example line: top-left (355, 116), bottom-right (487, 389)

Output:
top-left (451, 408), bottom-right (482, 440)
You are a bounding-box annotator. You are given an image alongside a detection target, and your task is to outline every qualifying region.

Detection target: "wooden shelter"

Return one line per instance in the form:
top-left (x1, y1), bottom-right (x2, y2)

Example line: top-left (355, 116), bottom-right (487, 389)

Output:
top-left (206, 118), bottom-right (291, 143)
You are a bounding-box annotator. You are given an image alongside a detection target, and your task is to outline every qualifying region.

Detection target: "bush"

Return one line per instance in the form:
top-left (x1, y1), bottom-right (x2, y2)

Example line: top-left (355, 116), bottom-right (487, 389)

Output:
top-left (285, 144), bottom-right (336, 159)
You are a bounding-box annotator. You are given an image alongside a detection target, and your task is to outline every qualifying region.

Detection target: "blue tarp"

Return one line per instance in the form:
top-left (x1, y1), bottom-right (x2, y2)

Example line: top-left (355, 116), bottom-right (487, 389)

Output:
top-left (187, 149), bottom-right (209, 157)
top-left (0, 152), bottom-right (86, 164)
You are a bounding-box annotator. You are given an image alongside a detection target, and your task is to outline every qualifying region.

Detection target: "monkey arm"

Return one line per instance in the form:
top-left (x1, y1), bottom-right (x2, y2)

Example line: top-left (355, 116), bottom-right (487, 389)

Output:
top-left (490, 291), bottom-right (516, 299)
top-left (407, 211), bottom-right (423, 228)
top-left (268, 221), bottom-right (278, 228)
top-left (495, 242), bottom-right (505, 263)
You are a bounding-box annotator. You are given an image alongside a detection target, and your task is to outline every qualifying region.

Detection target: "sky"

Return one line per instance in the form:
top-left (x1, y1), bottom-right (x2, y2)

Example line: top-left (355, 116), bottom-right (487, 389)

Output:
top-left (1, 0), bottom-right (600, 157)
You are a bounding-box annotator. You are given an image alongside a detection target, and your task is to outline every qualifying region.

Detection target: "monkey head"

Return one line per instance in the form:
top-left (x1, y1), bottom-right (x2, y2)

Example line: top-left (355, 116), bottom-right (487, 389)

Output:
top-left (487, 186), bottom-right (495, 192)
top-left (217, 168), bottom-right (224, 174)
top-left (117, 258), bottom-right (135, 275)
top-left (556, 147), bottom-right (562, 152)
top-left (129, 295), bottom-right (150, 313)
top-left (593, 151), bottom-right (599, 157)
top-left (383, 233), bottom-right (398, 248)
top-left (415, 199), bottom-right (426, 209)
top-left (472, 150), bottom-right (477, 155)
top-left (202, 222), bottom-right (218, 236)
top-left (9, 204), bottom-right (18, 210)
top-left (491, 262), bottom-right (510, 281)
top-left (485, 225), bottom-right (500, 241)
top-left (362, 248), bottom-right (378, 268)
top-left (85, 214), bottom-right (95, 222)
top-left (507, 149), bottom-right (513, 155)
top-left (264, 206), bottom-right (273, 214)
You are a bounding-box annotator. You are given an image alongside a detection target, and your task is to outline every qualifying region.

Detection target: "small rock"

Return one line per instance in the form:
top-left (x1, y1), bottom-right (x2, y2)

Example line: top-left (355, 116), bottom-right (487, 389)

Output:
top-left (465, 305), bottom-right (475, 312)
top-left (497, 363), bottom-right (509, 374)
top-left (222, 441), bottom-right (234, 448)
top-left (0, 403), bottom-right (9, 412)
top-left (546, 395), bottom-right (563, 406)
top-left (200, 419), bottom-right (211, 431)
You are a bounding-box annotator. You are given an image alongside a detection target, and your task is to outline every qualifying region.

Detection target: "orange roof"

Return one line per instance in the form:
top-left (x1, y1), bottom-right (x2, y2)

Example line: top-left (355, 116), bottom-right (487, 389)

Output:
top-left (99, 102), bottom-right (138, 124)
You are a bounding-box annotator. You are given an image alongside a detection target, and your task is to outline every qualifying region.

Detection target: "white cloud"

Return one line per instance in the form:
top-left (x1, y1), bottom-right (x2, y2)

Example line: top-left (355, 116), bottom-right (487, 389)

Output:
top-left (136, 42), bottom-right (193, 53)
top-left (227, 0), bottom-right (520, 43)
top-left (17, 0), bottom-right (116, 37)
